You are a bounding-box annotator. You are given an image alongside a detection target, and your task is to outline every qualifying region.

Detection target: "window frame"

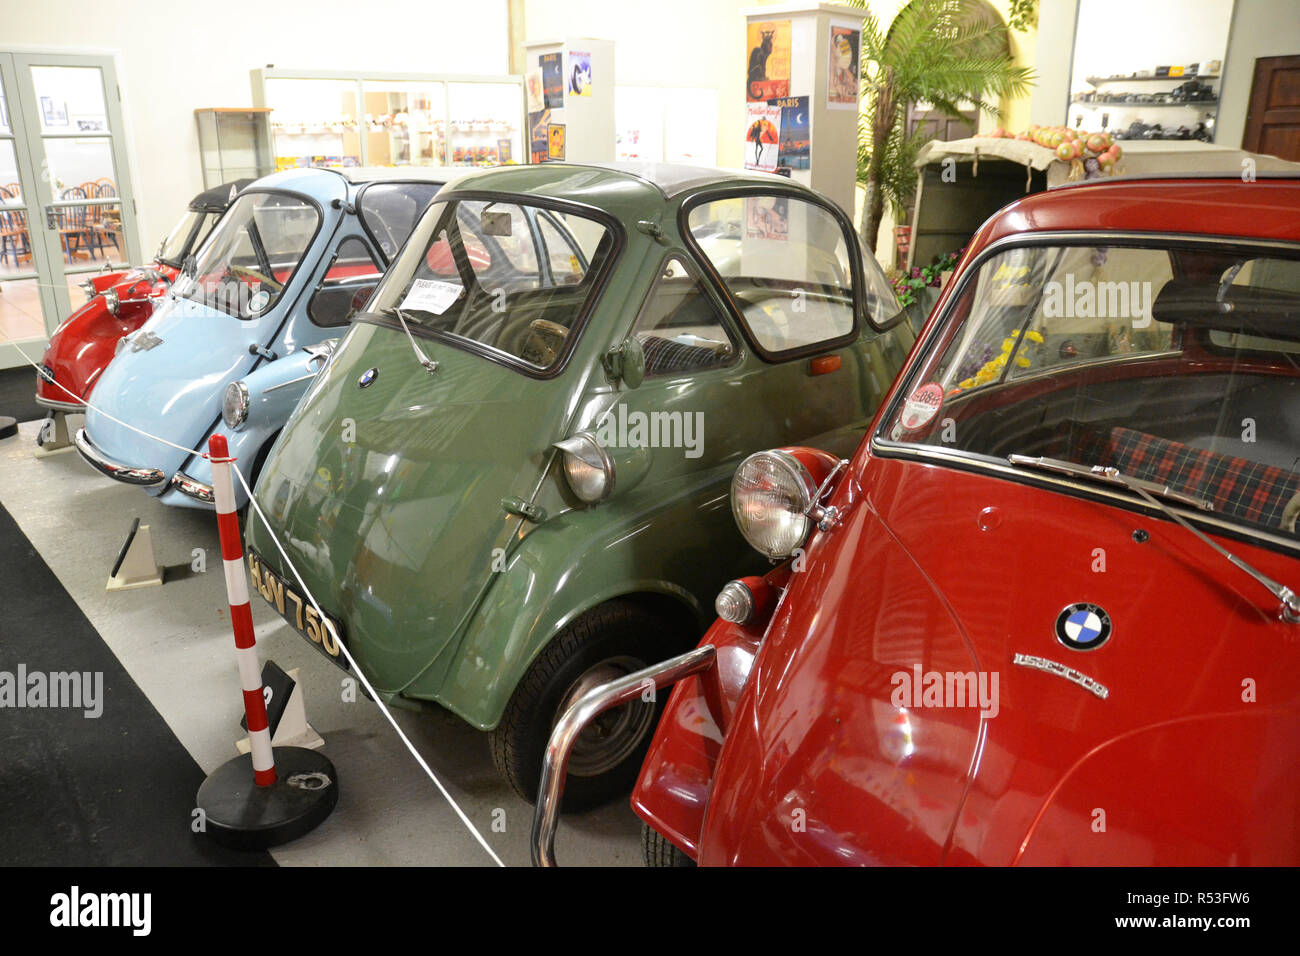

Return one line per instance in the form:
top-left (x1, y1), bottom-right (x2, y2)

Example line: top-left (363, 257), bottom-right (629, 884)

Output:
top-left (678, 184), bottom-right (864, 363)
top-left (628, 251), bottom-right (741, 379)
top-left (869, 229), bottom-right (1300, 558)
top-left (354, 178), bottom-right (446, 266)
top-left (356, 189), bottom-right (625, 381)
top-left (307, 233), bottom-right (386, 329)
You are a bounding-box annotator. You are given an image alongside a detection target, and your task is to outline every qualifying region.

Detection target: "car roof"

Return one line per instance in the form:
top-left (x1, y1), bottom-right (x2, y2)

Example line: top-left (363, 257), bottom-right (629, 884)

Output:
top-left (240, 165), bottom-right (475, 204)
top-left (190, 178), bottom-right (254, 212)
top-left (977, 177), bottom-right (1300, 247)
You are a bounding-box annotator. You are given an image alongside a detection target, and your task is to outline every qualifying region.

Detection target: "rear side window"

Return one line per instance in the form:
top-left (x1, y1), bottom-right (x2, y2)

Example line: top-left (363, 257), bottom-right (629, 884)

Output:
top-left (359, 182), bottom-right (444, 259)
top-left (309, 237), bottom-right (383, 327)
top-left (688, 194), bottom-right (856, 355)
top-left (631, 257), bottom-right (735, 376)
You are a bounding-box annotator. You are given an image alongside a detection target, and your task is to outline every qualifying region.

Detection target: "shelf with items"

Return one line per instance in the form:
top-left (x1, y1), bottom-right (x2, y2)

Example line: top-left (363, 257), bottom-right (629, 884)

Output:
top-left (1085, 73), bottom-right (1219, 85)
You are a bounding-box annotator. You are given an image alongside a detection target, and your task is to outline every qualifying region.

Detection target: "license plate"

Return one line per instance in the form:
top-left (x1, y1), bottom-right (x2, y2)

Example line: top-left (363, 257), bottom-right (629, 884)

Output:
top-left (247, 550), bottom-right (349, 670)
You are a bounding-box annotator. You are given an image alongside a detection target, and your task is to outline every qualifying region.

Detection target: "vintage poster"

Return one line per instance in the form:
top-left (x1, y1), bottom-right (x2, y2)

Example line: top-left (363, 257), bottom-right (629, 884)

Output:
top-left (540, 52), bottom-right (564, 109)
top-left (828, 25), bottom-right (860, 108)
top-left (525, 69), bottom-right (544, 113)
top-left (529, 109), bottom-right (550, 164)
top-left (746, 19), bottom-right (791, 101)
top-left (743, 102), bottom-right (781, 172)
top-left (568, 51), bottom-right (592, 96)
top-left (774, 96), bottom-right (809, 170)
top-left (548, 123), bottom-right (566, 160)
top-left (745, 195), bottom-right (788, 241)
top-left (498, 138), bottom-right (513, 164)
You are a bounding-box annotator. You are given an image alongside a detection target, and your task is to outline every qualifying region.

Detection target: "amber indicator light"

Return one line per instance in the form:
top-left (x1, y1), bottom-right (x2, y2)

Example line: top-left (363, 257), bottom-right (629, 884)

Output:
top-left (810, 354), bottom-right (841, 376)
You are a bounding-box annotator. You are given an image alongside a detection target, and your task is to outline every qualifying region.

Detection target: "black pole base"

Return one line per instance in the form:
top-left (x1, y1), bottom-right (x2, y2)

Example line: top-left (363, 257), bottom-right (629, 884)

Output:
top-left (196, 746), bottom-right (338, 851)
top-left (0, 416), bottom-right (16, 440)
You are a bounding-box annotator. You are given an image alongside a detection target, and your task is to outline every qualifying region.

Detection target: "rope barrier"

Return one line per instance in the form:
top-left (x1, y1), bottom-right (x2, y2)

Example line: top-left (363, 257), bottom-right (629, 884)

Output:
top-left (0, 322), bottom-right (507, 866)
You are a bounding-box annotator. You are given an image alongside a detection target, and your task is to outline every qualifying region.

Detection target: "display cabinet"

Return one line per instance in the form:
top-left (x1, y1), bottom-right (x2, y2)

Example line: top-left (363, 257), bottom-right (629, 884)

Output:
top-left (194, 108), bottom-right (274, 187)
top-left (252, 69), bottom-right (524, 170)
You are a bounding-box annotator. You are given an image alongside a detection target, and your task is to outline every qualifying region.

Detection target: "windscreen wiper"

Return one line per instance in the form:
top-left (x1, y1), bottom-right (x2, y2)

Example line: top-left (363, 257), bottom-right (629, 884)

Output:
top-left (1008, 454), bottom-right (1300, 623)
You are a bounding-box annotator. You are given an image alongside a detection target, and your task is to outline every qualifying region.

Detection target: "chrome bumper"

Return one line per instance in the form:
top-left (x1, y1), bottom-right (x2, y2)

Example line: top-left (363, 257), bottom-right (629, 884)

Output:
top-left (74, 428), bottom-right (167, 487)
top-left (34, 396), bottom-right (84, 413)
top-left (169, 471), bottom-right (214, 503)
top-left (531, 644), bottom-right (716, 867)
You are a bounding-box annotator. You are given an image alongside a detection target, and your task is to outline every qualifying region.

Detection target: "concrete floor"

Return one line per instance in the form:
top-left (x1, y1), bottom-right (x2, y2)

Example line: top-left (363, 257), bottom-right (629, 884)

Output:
top-left (0, 416), bottom-right (642, 867)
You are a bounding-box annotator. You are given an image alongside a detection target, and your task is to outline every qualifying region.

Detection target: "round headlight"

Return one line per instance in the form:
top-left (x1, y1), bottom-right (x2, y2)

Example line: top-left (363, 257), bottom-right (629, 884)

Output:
top-left (731, 450), bottom-right (816, 560)
top-left (79, 279), bottom-right (96, 302)
top-left (102, 288), bottom-right (119, 315)
top-left (715, 580), bottom-right (755, 624)
top-left (222, 381), bottom-right (250, 430)
top-left (554, 432), bottom-right (613, 503)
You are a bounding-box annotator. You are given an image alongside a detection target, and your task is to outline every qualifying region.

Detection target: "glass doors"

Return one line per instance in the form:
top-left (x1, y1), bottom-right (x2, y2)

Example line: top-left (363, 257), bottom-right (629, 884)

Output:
top-left (0, 51), bottom-right (139, 368)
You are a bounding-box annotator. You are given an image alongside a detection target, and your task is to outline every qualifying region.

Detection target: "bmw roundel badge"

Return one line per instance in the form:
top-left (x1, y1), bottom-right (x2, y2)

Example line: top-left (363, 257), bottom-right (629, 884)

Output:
top-left (1055, 603), bottom-right (1112, 651)
top-left (358, 367), bottom-right (379, 389)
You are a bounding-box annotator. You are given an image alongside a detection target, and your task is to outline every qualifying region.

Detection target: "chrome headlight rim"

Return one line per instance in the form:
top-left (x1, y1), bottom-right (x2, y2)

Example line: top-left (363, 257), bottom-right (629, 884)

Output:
top-left (102, 287), bottom-right (119, 315)
top-left (730, 449), bottom-right (817, 561)
top-left (222, 380), bottom-right (251, 431)
top-left (79, 278), bottom-right (96, 302)
top-left (554, 430), bottom-right (615, 504)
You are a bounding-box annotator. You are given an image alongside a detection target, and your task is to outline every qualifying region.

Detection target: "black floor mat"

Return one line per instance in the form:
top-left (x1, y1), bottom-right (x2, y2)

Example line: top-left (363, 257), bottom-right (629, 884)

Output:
top-left (0, 501), bottom-right (275, 866)
top-left (0, 366), bottom-right (43, 425)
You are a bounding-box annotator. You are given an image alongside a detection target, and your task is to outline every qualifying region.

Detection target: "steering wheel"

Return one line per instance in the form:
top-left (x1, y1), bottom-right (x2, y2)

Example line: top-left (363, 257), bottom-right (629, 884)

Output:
top-left (229, 263), bottom-right (283, 293)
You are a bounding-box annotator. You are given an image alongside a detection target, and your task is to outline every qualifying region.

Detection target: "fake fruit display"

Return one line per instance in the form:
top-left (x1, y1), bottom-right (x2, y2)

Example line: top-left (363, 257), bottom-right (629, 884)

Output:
top-left (981, 125), bottom-right (1122, 180)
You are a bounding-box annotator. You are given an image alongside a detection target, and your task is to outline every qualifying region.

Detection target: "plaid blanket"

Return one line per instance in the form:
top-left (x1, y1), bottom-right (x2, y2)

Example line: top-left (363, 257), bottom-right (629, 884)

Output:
top-left (1070, 425), bottom-right (1300, 531)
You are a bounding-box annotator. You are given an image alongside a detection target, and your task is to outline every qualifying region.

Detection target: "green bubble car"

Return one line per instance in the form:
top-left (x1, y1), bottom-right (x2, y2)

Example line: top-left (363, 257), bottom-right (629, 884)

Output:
top-left (244, 162), bottom-right (915, 806)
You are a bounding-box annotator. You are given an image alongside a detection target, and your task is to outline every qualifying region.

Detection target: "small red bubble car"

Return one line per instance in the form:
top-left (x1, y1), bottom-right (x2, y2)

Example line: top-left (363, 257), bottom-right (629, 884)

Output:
top-left (535, 174), bottom-right (1300, 866)
top-left (35, 179), bottom-right (247, 415)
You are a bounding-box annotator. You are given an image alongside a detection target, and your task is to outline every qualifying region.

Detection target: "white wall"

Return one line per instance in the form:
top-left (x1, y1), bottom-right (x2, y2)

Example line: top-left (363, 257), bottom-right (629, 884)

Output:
top-left (0, 0), bottom-right (510, 254)
top-left (1218, 0), bottom-right (1300, 147)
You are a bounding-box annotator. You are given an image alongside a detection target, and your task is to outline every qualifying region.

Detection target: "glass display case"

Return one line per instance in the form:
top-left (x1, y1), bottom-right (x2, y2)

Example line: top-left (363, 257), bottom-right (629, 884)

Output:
top-left (194, 108), bottom-right (274, 187)
top-left (254, 70), bottom-right (524, 170)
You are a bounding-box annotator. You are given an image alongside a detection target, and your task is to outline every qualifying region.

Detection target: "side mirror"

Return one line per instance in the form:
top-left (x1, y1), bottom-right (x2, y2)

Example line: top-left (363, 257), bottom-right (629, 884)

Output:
top-left (603, 336), bottom-right (646, 389)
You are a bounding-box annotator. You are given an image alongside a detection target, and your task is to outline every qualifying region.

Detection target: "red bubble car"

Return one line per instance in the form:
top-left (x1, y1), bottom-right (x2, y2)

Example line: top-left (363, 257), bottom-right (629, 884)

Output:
top-left (34, 179), bottom-right (248, 417)
top-left (534, 174), bottom-right (1300, 866)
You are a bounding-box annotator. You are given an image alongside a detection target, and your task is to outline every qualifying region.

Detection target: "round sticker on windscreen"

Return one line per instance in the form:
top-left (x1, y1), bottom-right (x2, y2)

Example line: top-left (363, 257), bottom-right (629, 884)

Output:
top-left (900, 383), bottom-right (944, 431)
top-left (248, 289), bottom-right (271, 314)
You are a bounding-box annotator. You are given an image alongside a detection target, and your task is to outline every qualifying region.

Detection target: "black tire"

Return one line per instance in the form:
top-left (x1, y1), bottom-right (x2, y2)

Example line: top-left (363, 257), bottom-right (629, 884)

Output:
top-left (641, 823), bottom-right (696, 867)
top-left (490, 599), bottom-right (681, 811)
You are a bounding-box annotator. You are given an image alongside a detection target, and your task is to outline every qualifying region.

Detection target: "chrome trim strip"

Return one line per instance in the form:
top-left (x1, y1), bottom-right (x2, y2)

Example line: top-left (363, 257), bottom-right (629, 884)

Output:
top-left (532, 644), bottom-right (717, 867)
top-left (169, 472), bottom-right (215, 503)
top-left (73, 428), bottom-right (166, 487)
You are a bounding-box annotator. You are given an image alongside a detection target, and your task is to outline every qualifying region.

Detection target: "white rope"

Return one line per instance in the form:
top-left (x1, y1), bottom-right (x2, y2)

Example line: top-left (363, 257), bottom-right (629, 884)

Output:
top-left (0, 322), bottom-right (507, 867)
top-left (231, 464), bottom-right (506, 868)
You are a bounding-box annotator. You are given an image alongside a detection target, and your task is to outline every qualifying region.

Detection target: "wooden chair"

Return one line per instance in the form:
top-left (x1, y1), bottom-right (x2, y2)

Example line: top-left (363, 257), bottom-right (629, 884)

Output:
top-left (57, 186), bottom-right (94, 261)
top-left (88, 181), bottom-right (120, 257)
top-left (0, 184), bottom-right (31, 267)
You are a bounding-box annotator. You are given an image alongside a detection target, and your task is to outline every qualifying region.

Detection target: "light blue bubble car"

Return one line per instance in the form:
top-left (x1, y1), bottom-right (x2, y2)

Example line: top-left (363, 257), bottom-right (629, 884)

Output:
top-left (75, 165), bottom-right (470, 508)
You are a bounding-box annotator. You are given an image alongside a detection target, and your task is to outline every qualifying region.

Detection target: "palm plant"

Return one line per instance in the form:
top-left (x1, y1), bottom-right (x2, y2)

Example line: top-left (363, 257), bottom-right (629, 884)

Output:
top-left (848, 0), bottom-right (1036, 252)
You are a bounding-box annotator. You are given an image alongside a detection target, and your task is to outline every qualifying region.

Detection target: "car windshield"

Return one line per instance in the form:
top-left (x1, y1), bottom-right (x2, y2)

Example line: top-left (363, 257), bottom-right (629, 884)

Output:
top-left (877, 242), bottom-right (1300, 545)
top-left (173, 191), bottom-right (319, 318)
top-left (366, 196), bottom-right (615, 371)
top-left (158, 209), bottom-right (210, 265)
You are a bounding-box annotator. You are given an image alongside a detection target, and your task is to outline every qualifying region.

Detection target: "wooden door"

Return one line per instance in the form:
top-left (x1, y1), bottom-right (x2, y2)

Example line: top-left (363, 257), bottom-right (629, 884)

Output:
top-left (1242, 54), bottom-right (1300, 161)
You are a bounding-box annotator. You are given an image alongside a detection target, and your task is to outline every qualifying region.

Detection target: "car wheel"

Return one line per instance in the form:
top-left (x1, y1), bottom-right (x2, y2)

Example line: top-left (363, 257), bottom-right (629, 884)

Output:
top-left (641, 823), bottom-right (695, 867)
top-left (490, 598), bottom-right (675, 810)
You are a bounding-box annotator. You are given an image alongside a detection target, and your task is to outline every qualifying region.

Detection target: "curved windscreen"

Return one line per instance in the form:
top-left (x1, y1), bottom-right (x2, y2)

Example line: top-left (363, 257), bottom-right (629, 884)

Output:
top-left (173, 192), bottom-right (320, 318)
top-left (877, 242), bottom-right (1300, 544)
top-left (158, 209), bottom-right (215, 266)
top-left (366, 197), bottom-right (615, 371)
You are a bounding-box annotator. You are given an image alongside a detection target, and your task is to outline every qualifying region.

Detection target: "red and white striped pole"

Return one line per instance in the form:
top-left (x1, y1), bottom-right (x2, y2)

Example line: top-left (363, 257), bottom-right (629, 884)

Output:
top-left (208, 433), bottom-right (276, 787)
